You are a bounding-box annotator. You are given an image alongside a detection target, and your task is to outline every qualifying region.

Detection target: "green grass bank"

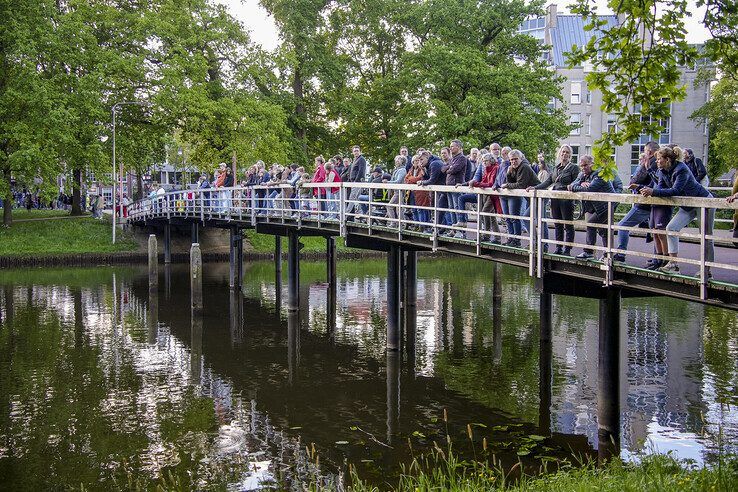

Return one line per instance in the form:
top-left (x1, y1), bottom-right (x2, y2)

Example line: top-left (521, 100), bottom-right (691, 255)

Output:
top-left (0, 211), bottom-right (138, 257)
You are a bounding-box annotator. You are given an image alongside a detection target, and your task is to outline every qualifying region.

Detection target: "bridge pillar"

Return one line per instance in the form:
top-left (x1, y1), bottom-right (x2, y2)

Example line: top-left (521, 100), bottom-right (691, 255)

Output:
top-left (327, 236), bottom-right (336, 286)
top-left (148, 234), bottom-right (158, 293)
top-left (190, 308), bottom-right (203, 384)
top-left (191, 222), bottom-right (199, 244)
top-left (539, 292), bottom-right (553, 435)
top-left (386, 350), bottom-right (401, 445)
top-left (163, 224), bottom-right (171, 264)
top-left (387, 245), bottom-right (402, 351)
top-left (275, 236), bottom-right (282, 278)
top-left (287, 230), bottom-right (300, 311)
top-left (404, 250), bottom-right (417, 308)
top-left (287, 310), bottom-right (300, 385)
top-left (190, 243), bottom-right (203, 316)
top-left (229, 227), bottom-right (242, 290)
top-left (598, 286), bottom-right (621, 463)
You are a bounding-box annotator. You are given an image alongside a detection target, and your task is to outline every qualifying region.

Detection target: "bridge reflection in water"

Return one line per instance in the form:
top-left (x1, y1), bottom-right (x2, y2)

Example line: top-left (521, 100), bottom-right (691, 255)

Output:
top-left (0, 261), bottom-right (735, 489)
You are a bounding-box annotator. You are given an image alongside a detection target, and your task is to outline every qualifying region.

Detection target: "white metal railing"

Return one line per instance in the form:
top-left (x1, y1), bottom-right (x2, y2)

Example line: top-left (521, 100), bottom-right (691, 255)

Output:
top-left (128, 183), bottom-right (738, 298)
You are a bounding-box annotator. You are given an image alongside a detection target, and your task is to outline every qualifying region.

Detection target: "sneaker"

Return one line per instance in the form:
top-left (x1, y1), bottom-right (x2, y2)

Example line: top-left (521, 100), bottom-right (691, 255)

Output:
top-left (562, 248), bottom-right (572, 256)
top-left (553, 247), bottom-right (563, 255)
top-left (453, 231), bottom-right (465, 239)
top-left (504, 238), bottom-right (517, 246)
top-left (645, 259), bottom-right (663, 270)
top-left (693, 270), bottom-right (713, 280)
top-left (612, 253), bottom-right (626, 262)
top-left (659, 262), bottom-right (680, 274)
top-left (576, 252), bottom-right (594, 260)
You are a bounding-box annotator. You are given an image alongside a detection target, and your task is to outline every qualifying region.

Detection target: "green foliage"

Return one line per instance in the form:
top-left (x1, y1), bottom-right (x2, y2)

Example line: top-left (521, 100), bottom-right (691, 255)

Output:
top-left (691, 77), bottom-right (738, 178)
top-left (567, 0), bottom-right (698, 181)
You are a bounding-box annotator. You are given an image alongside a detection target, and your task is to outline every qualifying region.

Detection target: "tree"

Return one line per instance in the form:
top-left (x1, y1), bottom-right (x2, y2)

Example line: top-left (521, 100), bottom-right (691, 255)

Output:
top-left (692, 77), bottom-right (738, 179)
top-left (328, 0), bottom-right (570, 164)
top-left (151, 0), bottom-right (292, 176)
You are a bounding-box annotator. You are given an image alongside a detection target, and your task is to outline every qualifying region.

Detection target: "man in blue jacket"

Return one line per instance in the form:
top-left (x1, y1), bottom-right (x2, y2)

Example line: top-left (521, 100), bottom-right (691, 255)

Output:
top-left (417, 151), bottom-right (448, 226)
top-left (568, 155), bottom-right (615, 260)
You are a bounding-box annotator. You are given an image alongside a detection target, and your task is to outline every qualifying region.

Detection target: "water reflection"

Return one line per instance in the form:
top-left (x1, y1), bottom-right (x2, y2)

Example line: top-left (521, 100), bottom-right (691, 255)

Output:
top-left (0, 260), bottom-right (735, 490)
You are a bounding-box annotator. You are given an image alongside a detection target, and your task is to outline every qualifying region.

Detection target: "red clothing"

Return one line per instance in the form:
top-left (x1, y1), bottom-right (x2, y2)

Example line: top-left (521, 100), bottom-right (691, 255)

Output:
top-left (405, 171), bottom-right (430, 206)
top-left (215, 170), bottom-right (226, 188)
top-left (325, 169), bottom-right (341, 194)
top-left (312, 164), bottom-right (327, 196)
top-left (472, 164), bottom-right (501, 213)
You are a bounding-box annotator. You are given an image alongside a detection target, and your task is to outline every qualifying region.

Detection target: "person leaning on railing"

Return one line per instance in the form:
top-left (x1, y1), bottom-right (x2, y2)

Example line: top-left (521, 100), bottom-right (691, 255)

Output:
top-left (465, 153), bottom-right (502, 243)
top-left (385, 155), bottom-right (408, 221)
top-left (568, 155), bottom-right (615, 260)
top-left (614, 141), bottom-right (660, 263)
top-left (528, 145), bottom-right (580, 255)
top-left (498, 149), bottom-right (539, 247)
top-left (404, 154), bottom-right (430, 228)
top-left (639, 146), bottom-right (715, 278)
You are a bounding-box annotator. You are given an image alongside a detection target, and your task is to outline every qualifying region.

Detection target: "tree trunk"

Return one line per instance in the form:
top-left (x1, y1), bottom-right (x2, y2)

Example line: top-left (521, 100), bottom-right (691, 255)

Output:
top-left (292, 63), bottom-right (307, 160)
top-left (71, 168), bottom-right (82, 215)
top-left (2, 169), bottom-right (11, 227)
top-left (135, 173), bottom-right (143, 200)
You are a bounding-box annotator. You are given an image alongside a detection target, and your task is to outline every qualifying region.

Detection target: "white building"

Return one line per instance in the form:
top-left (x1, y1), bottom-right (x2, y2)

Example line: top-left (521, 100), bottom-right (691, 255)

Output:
top-left (521, 4), bottom-right (711, 182)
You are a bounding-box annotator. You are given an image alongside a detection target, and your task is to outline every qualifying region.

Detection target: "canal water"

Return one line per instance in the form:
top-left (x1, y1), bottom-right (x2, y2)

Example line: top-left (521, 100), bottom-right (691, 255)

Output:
top-left (0, 259), bottom-right (736, 490)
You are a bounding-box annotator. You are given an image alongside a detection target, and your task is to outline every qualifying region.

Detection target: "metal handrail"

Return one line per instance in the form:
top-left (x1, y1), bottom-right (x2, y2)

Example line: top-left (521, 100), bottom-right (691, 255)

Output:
top-left (127, 183), bottom-right (738, 298)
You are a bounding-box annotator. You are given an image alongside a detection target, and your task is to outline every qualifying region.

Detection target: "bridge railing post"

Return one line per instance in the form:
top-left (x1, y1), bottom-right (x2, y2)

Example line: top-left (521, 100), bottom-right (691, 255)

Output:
top-left (397, 187), bottom-right (404, 240)
top-left (476, 194), bottom-right (481, 256)
top-left (605, 197), bottom-right (614, 286)
top-left (528, 191), bottom-right (537, 277)
top-left (339, 185), bottom-right (346, 236)
top-left (250, 189), bottom-right (257, 226)
top-left (166, 194), bottom-right (171, 220)
top-left (536, 195), bottom-right (544, 278)
top-left (200, 190), bottom-right (205, 223)
top-left (699, 206), bottom-right (707, 299)
top-left (432, 190), bottom-right (438, 252)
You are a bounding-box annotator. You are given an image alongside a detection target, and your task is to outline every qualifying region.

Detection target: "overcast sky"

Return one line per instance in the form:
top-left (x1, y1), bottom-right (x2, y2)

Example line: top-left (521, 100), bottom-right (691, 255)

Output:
top-left (217, 0), bottom-right (711, 51)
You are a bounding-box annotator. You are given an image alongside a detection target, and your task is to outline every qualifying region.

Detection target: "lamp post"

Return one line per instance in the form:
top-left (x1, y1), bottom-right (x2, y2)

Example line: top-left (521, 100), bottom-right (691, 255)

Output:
top-left (112, 101), bottom-right (149, 243)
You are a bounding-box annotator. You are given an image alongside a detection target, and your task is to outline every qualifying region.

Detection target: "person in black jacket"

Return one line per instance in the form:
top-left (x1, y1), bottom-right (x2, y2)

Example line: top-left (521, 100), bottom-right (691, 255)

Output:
top-left (568, 155), bottom-right (615, 259)
top-left (344, 146), bottom-right (367, 219)
top-left (417, 150), bottom-right (449, 226)
top-left (529, 145), bottom-right (580, 255)
top-left (613, 140), bottom-right (659, 263)
top-left (684, 148), bottom-right (708, 186)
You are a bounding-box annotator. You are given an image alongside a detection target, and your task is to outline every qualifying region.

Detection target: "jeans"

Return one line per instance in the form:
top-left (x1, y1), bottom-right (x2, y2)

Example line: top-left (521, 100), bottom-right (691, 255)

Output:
top-left (457, 193), bottom-right (478, 223)
top-left (616, 206), bottom-right (651, 252)
top-left (480, 196), bottom-right (500, 238)
top-left (345, 186), bottom-right (363, 217)
top-left (520, 197), bottom-right (531, 233)
top-left (666, 207), bottom-right (715, 261)
top-left (435, 193), bottom-right (450, 226)
top-left (445, 192), bottom-right (459, 225)
top-left (326, 190), bottom-right (338, 216)
top-left (358, 194), bottom-right (370, 215)
top-left (506, 196), bottom-right (525, 237)
top-left (585, 209), bottom-right (608, 254)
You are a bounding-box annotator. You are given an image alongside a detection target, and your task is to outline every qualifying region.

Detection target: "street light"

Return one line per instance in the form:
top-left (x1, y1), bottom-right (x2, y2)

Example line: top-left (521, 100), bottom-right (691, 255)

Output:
top-left (112, 101), bottom-right (150, 243)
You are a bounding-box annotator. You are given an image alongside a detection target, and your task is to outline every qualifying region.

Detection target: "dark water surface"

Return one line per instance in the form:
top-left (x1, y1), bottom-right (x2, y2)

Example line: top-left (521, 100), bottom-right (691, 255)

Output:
top-left (0, 259), bottom-right (736, 490)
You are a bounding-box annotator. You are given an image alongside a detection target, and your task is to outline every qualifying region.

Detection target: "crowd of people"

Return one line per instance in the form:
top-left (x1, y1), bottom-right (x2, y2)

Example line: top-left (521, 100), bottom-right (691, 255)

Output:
top-left (172, 139), bottom-right (731, 277)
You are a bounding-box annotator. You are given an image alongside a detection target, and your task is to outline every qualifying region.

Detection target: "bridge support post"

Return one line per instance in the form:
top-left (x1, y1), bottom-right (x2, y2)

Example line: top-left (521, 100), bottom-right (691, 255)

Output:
top-left (163, 224), bottom-right (171, 264)
top-left (287, 310), bottom-right (300, 385)
top-left (275, 236), bottom-right (282, 277)
top-left (229, 227), bottom-right (242, 290)
top-left (598, 287), bottom-right (621, 463)
top-left (148, 234), bottom-right (158, 293)
top-left (327, 236), bottom-right (336, 286)
top-left (386, 350), bottom-right (401, 445)
top-left (404, 250), bottom-right (417, 308)
top-left (190, 243), bottom-right (203, 316)
top-left (191, 222), bottom-right (199, 244)
top-left (539, 292), bottom-right (553, 435)
top-left (287, 230), bottom-right (300, 311)
top-left (387, 245), bottom-right (402, 351)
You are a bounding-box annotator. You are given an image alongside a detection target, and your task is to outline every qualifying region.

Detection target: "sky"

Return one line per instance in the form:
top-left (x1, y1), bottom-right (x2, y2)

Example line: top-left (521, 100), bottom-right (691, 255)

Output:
top-left (217, 0), bottom-right (712, 50)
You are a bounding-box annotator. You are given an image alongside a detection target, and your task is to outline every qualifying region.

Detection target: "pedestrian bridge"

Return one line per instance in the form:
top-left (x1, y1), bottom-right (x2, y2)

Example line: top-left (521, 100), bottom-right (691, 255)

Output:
top-left (129, 182), bottom-right (738, 310)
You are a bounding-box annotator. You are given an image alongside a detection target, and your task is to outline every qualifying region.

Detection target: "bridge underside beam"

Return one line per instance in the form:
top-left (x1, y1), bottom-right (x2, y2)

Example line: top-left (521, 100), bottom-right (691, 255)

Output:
top-left (256, 222), bottom-right (340, 238)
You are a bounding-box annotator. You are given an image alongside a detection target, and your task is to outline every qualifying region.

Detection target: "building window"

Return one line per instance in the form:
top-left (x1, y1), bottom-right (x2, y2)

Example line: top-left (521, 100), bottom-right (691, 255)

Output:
top-left (570, 82), bottom-right (581, 104)
top-left (571, 145), bottom-right (580, 165)
top-left (630, 144), bottom-right (645, 177)
top-left (570, 113), bottom-right (581, 135)
top-left (607, 115), bottom-right (617, 134)
top-left (547, 97), bottom-right (556, 111)
top-left (585, 89), bottom-right (591, 104)
top-left (585, 114), bottom-right (592, 135)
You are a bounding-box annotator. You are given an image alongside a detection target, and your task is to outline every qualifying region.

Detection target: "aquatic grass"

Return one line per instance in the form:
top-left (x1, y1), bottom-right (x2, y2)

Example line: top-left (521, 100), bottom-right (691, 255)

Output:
top-left (344, 450), bottom-right (738, 492)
